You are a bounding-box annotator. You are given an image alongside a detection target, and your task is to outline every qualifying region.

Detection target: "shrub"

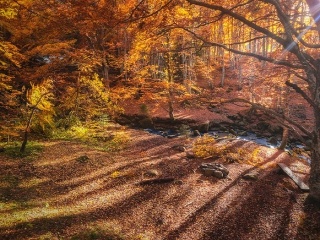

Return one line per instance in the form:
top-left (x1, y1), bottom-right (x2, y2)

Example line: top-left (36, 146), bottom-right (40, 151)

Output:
top-left (192, 134), bottom-right (225, 158)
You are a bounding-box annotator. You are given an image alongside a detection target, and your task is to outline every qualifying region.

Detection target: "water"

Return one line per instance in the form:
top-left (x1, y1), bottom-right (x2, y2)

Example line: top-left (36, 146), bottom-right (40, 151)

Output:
top-left (143, 128), bottom-right (311, 163)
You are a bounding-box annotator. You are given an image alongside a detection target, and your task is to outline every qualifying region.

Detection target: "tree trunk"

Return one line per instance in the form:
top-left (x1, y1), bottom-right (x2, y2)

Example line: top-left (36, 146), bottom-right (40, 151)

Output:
top-left (168, 90), bottom-right (175, 121)
top-left (309, 109), bottom-right (320, 201)
top-left (309, 141), bottom-right (320, 201)
top-left (20, 107), bottom-right (36, 153)
top-left (278, 127), bottom-right (288, 150)
top-left (220, 53), bottom-right (225, 87)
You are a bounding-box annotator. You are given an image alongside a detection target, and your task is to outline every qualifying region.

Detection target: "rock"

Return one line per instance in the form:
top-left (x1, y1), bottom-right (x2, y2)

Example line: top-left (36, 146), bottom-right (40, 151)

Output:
top-left (220, 126), bottom-right (228, 131)
top-left (143, 169), bottom-right (160, 178)
top-left (195, 120), bottom-right (210, 133)
top-left (229, 128), bottom-right (237, 136)
top-left (167, 135), bottom-right (177, 139)
top-left (174, 180), bottom-right (184, 185)
top-left (238, 121), bottom-right (246, 126)
top-left (193, 130), bottom-right (201, 137)
top-left (238, 131), bottom-right (248, 136)
top-left (215, 164), bottom-right (229, 176)
top-left (139, 117), bottom-right (154, 128)
top-left (256, 121), bottom-right (270, 131)
top-left (186, 151), bottom-right (195, 159)
top-left (268, 136), bottom-right (278, 145)
top-left (212, 170), bottom-right (224, 179)
top-left (269, 125), bottom-right (283, 134)
top-left (76, 155), bottom-right (89, 163)
top-left (203, 168), bottom-right (216, 177)
top-left (172, 145), bottom-right (186, 152)
top-left (200, 162), bottom-right (229, 178)
top-left (227, 115), bottom-right (239, 121)
top-left (243, 172), bottom-right (259, 180)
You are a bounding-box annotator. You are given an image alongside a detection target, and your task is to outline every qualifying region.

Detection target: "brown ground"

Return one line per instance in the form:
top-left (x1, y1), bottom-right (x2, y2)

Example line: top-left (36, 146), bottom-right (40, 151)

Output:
top-left (1, 84), bottom-right (319, 240)
top-left (0, 125), bottom-right (319, 240)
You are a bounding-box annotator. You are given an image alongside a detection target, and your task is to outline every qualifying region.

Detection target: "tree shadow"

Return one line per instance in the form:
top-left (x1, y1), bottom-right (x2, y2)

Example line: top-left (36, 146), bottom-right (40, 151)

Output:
top-left (163, 150), bottom-right (293, 240)
top-left (0, 181), bottom-right (174, 239)
top-left (295, 198), bottom-right (320, 240)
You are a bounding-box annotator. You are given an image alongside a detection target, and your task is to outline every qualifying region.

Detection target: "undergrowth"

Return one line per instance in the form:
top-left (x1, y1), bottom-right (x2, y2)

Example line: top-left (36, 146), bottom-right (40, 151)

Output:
top-left (192, 134), bottom-right (226, 158)
top-left (0, 141), bottom-right (43, 159)
top-left (192, 135), bottom-right (264, 165)
top-left (52, 120), bottom-right (131, 152)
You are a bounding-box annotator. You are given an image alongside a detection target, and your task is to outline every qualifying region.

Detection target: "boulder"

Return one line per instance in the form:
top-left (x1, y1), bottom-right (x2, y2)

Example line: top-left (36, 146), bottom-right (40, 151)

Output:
top-left (212, 170), bottom-right (224, 179)
top-left (243, 171), bottom-right (259, 180)
top-left (194, 120), bottom-right (210, 133)
top-left (172, 145), bottom-right (186, 152)
top-left (186, 151), bottom-right (196, 159)
top-left (143, 169), bottom-right (160, 178)
top-left (268, 136), bottom-right (278, 145)
top-left (200, 163), bottom-right (229, 178)
top-left (203, 168), bottom-right (216, 177)
top-left (139, 117), bottom-right (154, 128)
top-left (256, 121), bottom-right (270, 131)
top-left (193, 130), bottom-right (201, 137)
top-left (76, 155), bottom-right (89, 163)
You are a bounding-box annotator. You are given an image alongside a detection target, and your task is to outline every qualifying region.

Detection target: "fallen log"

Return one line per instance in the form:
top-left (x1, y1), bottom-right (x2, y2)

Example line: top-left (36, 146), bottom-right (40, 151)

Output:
top-left (278, 163), bottom-right (309, 191)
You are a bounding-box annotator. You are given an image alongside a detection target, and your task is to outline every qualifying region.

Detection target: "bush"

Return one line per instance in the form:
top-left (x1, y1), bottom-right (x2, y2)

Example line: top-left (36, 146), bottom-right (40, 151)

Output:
top-left (192, 134), bottom-right (225, 158)
top-left (0, 141), bottom-right (43, 159)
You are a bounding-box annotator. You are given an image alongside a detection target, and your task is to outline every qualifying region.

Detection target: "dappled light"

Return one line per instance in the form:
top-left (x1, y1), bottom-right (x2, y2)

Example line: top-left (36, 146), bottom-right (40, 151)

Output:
top-left (1, 0), bottom-right (320, 239)
top-left (0, 129), bottom-right (315, 239)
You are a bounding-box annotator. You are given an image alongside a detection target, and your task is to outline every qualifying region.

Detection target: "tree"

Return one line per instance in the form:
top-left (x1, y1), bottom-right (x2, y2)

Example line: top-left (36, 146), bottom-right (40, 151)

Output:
top-left (186, 0), bottom-right (320, 201)
top-left (5, 0), bottom-right (132, 123)
top-left (20, 79), bottom-right (55, 152)
top-left (0, 0), bottom-right (25, 114)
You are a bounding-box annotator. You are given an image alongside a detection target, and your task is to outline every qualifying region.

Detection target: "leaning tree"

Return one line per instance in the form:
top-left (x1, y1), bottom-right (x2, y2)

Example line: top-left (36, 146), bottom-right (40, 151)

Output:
top-left (186, 0), bottom-right (320, 202)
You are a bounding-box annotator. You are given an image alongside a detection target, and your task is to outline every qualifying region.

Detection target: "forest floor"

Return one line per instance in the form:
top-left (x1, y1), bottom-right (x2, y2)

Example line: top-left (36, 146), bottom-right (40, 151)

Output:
top-left (0, 125), bottom-right (319, 239)
top-left (1, 86), bottom-right (320, 240)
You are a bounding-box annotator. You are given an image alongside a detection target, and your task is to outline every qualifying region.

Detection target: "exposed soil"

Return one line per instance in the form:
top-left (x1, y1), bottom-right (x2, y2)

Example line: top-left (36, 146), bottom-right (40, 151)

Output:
top-left (0, 126), bottom-right (319, 240)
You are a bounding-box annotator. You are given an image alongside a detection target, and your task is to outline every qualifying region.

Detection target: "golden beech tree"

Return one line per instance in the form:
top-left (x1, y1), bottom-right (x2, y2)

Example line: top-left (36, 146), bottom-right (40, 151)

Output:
top-left (0, 1), bottom-right (25, 114)
top-left (20, 78), bottom-right (55, 152)
top-left (186, 0), bottom-right (320, 202)
top-left (2, 0), bottom-right (134, 124)
top-left (125, 0), bottom-right (205, 119)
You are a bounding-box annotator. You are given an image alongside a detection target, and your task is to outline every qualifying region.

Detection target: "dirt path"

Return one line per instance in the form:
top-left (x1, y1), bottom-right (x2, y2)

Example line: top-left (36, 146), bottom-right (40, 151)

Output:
top-left (0, 129), bottom-right (319, 240)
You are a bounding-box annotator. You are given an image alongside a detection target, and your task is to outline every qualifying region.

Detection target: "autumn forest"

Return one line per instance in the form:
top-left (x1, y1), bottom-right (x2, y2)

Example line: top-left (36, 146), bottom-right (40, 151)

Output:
top-left (1, 0), bottom-right (320, 239)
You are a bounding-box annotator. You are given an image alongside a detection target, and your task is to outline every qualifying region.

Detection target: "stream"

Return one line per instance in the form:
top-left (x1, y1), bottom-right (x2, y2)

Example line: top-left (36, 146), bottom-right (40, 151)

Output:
top-left (143, 128), bottom-right (311, 163)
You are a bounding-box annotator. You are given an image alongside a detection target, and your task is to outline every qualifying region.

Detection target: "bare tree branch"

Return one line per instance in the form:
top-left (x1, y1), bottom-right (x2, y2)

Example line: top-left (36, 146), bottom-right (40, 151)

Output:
top-left (285, 80), bottom-right (320, 110)
top-left (187, 0), bottom-right (287, 45)
top-left (223, 98), bottom-right (312, 139)
top-left (182, 28), bottom-right (304, 69)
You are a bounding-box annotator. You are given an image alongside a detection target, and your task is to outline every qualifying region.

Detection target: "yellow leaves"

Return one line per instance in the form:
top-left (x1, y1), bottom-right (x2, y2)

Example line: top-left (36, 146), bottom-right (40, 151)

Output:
top-left (0, 41), bottom-right (25, 68)
top-left (175, 7), bottom-right (192, 19)
top-left (27, 41), bottom-right (76, 57)
top-left (27, 79), bottom-right (53, 109)
top-left (26, 78), bottom-right (55, 130)
top-left (80, 73), bottom-right (109, 103)
top-left (0, 0), bottom-right (18, 19)
top-left (192, 134), bottom-right (225, 158)
top-left (110, 171), bottom-right (121, 178)
top-left (0, 7), bottom-right (17, 19)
